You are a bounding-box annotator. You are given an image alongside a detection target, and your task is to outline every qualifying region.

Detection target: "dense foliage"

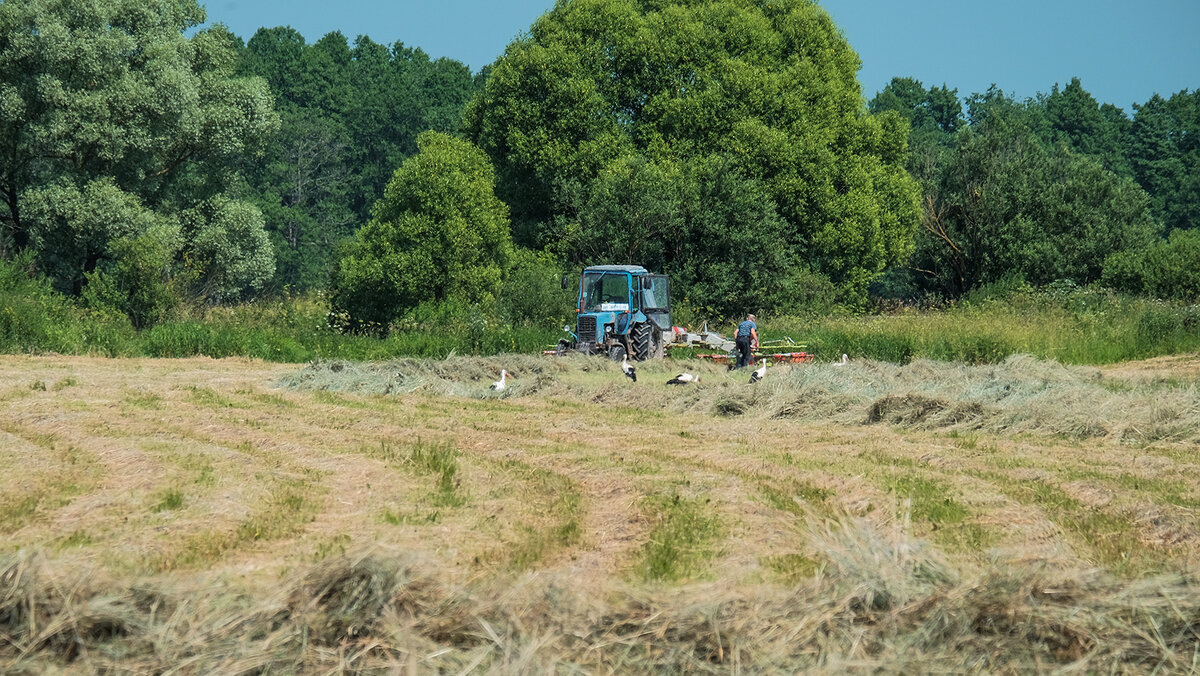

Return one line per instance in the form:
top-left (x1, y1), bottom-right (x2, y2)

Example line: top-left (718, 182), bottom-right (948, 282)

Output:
top-left (1103, 228), bottom-right (1200, 301)
top-left (1, 0), bottom-right (1198, 352)
top-left (464, 0), bottom-right (922, 311)
top-left (870, 78), bottom-right (1196, 301)
top-left (235, 28), bottom-right (479, 293)
top-left (329, 132), bottom-right (513, 331)
top-left (0, 0), bottom-right (279, 309)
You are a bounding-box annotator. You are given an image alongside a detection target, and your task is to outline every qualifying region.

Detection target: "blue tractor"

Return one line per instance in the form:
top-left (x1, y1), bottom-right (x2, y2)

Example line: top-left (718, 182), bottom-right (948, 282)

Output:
top-left (559, 265), bottom-right (671, 361)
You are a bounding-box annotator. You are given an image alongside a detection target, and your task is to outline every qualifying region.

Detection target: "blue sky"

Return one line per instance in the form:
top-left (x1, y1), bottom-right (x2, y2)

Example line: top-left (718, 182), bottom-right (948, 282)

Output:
top-left (205, 0), bottom-right (1198, 111)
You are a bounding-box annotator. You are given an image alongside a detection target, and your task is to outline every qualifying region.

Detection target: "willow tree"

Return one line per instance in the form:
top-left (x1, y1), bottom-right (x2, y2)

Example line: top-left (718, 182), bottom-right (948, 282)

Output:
top-left (464, 0), bottom-right (920, 307)
top-left (0, 0), bottom-right (279, 304)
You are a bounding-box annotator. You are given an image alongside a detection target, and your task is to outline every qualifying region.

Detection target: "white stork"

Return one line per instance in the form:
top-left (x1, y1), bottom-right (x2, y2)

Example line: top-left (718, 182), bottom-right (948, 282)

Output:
top-left (621, 355), bottom-right (637, 382)
top-left (749, 358), bottom-right (767, 384)
top-left (490, 369), bottom-right (508, 390)
top-left (666, 372), bottom-right (700, 385)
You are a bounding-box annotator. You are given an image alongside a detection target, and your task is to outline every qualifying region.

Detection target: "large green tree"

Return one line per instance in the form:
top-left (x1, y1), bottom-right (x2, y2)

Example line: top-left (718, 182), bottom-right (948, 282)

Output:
top-left (1129, 91), bottom-right (1199, 232)
top-left (567, 155), bottom-right (800, 317)
top-left (0, 0), bottom-right (279, 303)
top-left (330, 132), bottom-right (513, 331)
top-left (236, 29), bottom-right (478, 292)
top-left (908, 96), bottom-right (1156, 296)
top-left (870, 77), bottom-right (962, 138)
top-left (464, 0), bottom-right (921, 307)
top-left (1043, 78), bottom-right (1131, 177)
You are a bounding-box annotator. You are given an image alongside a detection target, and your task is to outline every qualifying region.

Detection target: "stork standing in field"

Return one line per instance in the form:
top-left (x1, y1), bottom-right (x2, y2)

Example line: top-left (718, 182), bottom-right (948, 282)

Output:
top-left (749, 358), bottom-right (767, 384)
top-left (666, 372), bottom-right (700, 385)
top-left (621, 355), bottom-right (637, 382)
top-left (490, 369), bottom-right (508, 390)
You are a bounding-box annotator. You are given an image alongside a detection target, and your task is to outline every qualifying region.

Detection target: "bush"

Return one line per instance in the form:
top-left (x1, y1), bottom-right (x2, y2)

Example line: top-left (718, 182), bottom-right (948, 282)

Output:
top-left (1102, 229), bottom-right (1200, 301)
top-left (499, 249), bottom-right (574, 327)
top-left (964, 275), bottom-right (1034, 306)
top-left (0, 253), bottom-right (137, 355)
top-left (81, 227), bottom-right (180, 328)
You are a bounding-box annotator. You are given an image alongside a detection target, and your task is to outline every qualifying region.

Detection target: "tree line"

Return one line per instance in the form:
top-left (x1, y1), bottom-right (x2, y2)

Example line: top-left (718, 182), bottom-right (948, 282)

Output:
top-left (1, 0), bottom-right (1196, 335)
top-left (869, 78), bottom-right (1199, 301)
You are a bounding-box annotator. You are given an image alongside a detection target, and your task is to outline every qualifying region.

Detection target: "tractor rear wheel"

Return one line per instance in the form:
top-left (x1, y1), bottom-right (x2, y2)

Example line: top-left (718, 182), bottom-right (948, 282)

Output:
top-left (632, 322), bottom-right (658, 361)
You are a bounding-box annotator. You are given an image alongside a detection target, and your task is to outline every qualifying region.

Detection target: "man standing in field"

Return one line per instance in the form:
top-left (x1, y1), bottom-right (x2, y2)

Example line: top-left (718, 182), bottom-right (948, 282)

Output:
top-left (735, 314), bottom-right (759, 369)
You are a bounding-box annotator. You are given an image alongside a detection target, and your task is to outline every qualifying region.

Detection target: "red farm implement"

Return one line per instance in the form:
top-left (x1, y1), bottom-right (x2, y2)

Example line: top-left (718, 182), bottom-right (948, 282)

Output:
top-left (697, 350), bottom-right (815, 366)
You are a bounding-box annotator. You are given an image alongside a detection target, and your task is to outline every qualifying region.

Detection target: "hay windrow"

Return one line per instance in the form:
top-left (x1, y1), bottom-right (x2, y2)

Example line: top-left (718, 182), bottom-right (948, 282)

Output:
top-left (4, 519), bottom-right (1200, 674)
top-left (280, 354), bottom-right (1200, 443)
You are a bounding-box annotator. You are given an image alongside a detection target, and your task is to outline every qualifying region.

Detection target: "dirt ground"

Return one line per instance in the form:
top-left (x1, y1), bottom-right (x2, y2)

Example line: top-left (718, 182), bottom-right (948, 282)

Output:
top-left (2, 353), bottom-right (1199, 592)
top-left (1098, 352), bottom-right (1200, 381)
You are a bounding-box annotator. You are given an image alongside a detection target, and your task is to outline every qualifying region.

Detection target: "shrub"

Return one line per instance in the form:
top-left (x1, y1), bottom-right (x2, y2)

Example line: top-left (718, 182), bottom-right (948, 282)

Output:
top-left (81, 227), bottom-right (180, 329)
top-left (1102, 229), bottom-right (1200, 301)
top-left (499, 248), bottom-right (574, 327)
top-left (0, 253), bottom-right (136, 355)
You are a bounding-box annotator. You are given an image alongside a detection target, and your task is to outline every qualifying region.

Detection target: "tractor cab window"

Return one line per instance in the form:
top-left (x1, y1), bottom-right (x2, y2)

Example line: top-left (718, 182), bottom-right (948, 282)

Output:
top-left (640, 275), bottom-right (669, 311)
top-left (641, 275), bottom-right (670, 329)
top-left (582, 272), bottom-right (630, 312)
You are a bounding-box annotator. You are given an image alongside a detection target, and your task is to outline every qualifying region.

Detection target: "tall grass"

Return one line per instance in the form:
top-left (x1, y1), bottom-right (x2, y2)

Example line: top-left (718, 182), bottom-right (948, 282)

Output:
top-left (761, 287), bottom-right (1200, 365)
top-left (4, 254), bottom-right (1199, 364)
top-left (1, 258), bottom-right (560, 362)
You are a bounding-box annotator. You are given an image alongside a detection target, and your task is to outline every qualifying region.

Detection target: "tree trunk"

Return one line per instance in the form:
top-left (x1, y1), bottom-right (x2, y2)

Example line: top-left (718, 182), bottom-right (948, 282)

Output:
top-left (2, 187), bottom-right (25, 252)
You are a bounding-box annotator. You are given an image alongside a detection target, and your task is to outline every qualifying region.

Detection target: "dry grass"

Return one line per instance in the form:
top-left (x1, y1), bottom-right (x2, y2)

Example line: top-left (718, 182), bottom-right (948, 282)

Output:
top-left (1, 353), bottom-right (1200, 672)
top-left (3, 521), bottom-right (1199, 674)
top-left (284, 352), bottom-right (1200, 443)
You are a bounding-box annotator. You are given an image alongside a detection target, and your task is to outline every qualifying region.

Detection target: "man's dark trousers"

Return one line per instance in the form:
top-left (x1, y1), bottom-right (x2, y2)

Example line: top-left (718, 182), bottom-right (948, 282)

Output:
top-left (736, 336), bottom-right (752, 369)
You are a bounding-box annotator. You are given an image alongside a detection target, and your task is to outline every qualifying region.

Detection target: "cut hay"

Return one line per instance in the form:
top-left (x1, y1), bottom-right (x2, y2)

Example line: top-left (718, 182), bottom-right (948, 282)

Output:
top-left (281, 353), bottom-right (1200, 444)
top-left (3, 517), bottom-right (1199, 674)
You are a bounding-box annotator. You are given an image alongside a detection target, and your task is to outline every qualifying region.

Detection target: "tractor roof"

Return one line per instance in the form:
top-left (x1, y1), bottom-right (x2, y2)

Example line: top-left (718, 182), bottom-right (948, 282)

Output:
top-left (583, 265), bottom-right (649, 274)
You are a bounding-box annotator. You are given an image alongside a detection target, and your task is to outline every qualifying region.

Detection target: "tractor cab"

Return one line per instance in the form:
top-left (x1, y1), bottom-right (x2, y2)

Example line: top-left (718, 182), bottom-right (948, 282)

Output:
top-left (565, 265), bottom-right (671, 360)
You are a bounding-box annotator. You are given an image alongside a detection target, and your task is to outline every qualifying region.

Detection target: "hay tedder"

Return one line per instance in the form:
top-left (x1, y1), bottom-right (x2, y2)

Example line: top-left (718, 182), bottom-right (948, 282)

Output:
top-left (548, 264), bottom-right (815, 364)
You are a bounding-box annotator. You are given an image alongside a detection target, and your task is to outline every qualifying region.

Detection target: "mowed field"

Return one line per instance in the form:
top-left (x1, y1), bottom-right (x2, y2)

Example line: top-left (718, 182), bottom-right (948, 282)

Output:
top-left (2, 353), bottom-right (1200, 673)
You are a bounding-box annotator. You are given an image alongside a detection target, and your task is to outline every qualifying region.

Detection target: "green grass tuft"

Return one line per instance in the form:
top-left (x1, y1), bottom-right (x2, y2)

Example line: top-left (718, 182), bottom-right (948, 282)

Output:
top-left (493, 459), bottom-right (584, 571)
top-left (186, 386), bottom-right (244, 409)
top-left (408, 440), bottom-right (466, 508)
top-left (763, 552), bottom-right (822, 583)
top-left (150, 489), bottom-right (184, 513)
top-left (636, 493), bottom-right (723, 582)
